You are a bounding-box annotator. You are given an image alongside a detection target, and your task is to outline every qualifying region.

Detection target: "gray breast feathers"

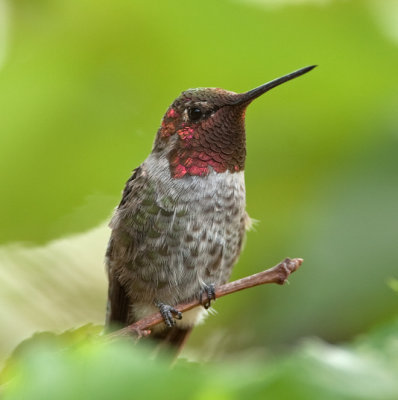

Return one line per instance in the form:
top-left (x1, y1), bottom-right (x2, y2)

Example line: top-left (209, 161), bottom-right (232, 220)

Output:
top-left (107, 154), bottom-right (248, 306)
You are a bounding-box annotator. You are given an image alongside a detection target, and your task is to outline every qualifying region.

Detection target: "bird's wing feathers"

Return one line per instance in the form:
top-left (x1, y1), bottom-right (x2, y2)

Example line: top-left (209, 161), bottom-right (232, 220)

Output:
top-left (105, 166), bottom-right (144, 330)
top-left (106, 258), bottom-right (130, 328)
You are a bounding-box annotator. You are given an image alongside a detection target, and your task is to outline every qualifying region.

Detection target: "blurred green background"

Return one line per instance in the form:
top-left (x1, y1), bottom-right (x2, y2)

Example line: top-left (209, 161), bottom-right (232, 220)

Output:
top-left (0, 0), bottom-right (397, 369)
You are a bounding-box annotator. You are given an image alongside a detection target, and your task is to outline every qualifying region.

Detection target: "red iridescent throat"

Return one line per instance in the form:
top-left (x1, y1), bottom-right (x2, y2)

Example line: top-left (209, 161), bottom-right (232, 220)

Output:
top-left (160, 107), bottom-right (246, 178)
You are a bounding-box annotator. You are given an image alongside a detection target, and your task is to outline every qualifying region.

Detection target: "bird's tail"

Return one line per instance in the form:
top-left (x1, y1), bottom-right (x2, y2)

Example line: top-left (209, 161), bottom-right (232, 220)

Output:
top-left (149, 326), bottom-right (192, 357)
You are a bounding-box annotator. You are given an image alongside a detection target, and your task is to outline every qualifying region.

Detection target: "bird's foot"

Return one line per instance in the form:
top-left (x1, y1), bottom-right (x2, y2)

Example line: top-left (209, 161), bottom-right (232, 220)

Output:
top-left (156, 302), bottom-right (182, 328)
top-left (199, 283), bottom-right (216, 309)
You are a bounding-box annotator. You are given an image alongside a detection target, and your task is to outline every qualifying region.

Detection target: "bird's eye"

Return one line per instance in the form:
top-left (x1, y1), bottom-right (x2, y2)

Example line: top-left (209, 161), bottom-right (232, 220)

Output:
top-left (188, 108), bottom-right (203, 121)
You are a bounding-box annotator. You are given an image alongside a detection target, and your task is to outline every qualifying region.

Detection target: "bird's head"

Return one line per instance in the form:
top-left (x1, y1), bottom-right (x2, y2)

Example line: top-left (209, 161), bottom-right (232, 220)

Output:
top-left (153, 66), bottom-right (316, 179)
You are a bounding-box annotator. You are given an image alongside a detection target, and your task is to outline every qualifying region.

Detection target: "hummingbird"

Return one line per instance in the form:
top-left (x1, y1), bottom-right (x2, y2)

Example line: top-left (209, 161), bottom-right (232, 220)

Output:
top-left (105, 65), bottom-right (316, 350)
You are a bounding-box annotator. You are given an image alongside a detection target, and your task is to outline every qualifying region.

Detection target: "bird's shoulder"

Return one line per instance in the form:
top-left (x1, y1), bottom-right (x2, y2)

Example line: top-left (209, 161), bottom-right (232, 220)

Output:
top-left (117, 164), bottom-right (147, 209)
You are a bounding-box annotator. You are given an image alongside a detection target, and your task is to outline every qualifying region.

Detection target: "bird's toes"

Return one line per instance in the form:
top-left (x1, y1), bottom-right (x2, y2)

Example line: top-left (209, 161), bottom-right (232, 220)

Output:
top-left (199, 283), bottom-right (216, 309)
top-left (156, 302), bottom-right (182, 328)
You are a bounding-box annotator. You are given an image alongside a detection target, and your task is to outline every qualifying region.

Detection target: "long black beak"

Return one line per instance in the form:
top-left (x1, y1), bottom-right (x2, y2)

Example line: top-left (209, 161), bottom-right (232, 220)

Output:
top-left (233, 65), bottom-right (316, 105)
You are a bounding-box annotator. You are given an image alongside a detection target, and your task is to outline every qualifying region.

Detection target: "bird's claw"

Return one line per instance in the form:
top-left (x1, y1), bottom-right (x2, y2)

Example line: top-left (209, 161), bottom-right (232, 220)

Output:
top-left (199, 284), bottom-right (216, 309)
top-left (156, 302), bottom-right (182, 328)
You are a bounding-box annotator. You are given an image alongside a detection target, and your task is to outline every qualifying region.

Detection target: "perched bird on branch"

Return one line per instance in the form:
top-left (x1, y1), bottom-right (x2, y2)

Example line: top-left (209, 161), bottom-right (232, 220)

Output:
top-left (105, 66), bottom-right (315, 352)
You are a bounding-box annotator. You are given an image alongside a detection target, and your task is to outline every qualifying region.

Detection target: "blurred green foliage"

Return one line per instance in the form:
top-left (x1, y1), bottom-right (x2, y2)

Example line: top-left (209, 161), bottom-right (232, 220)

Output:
top-left (0, 0), bottom-right (398, 386)
top-left (2, 317), bottom-right (398, 399)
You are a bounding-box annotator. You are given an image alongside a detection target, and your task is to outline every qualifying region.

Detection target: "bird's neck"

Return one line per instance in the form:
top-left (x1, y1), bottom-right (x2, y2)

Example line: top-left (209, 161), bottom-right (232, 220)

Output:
top-left (145, 153), bottom-right (246, 197)
top-left (168, 145), bottom-right (246, 178)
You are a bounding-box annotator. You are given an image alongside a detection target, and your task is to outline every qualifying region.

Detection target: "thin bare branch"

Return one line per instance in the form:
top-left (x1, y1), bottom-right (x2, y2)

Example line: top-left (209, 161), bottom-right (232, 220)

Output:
top-left (106, 257), bottom-right (303, 340)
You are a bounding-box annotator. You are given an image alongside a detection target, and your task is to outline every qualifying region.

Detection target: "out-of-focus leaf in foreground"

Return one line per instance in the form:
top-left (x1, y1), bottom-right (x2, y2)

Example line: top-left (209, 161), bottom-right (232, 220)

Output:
top-left (2, 318), bottom-right (398, 400)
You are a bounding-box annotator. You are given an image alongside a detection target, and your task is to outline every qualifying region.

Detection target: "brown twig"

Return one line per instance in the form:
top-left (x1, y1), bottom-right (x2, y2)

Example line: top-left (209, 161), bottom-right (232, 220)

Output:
top-left (106, 257), bottom-right (303, 340)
